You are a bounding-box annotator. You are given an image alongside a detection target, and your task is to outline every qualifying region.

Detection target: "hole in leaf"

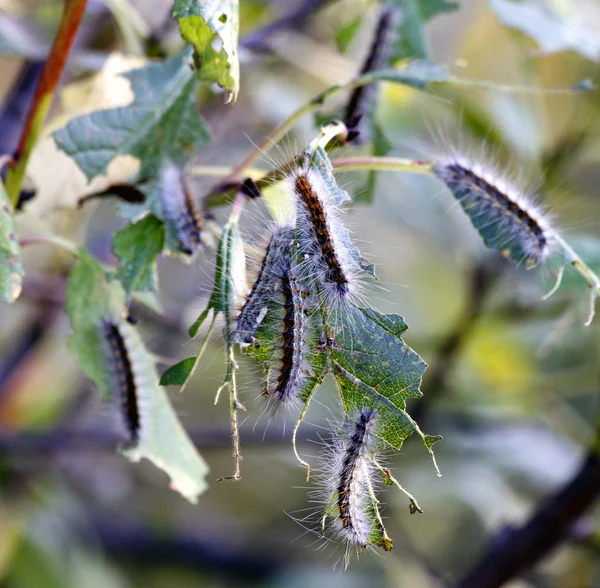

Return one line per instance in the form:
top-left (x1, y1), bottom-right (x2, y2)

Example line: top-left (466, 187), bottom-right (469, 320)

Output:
top-left (211, 36), bottom-right (224, 52)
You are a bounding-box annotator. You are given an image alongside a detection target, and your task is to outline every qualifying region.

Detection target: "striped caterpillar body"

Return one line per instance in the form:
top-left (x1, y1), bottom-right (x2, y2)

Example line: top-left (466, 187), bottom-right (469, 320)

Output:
top-left (344, 5), bottom-right (399, 144)
top-left (160, 160), bottom-right (203, 255)
top-left (232, 226), bottom-right (294, 346)
top-left (433, 158), bottom-right (554, 268)
top-left (265, 266), bottom-right (310, 406)
top-left (101, 321), bottom-right (141, 443)
top-left (334, 407), bottom-right (379, 547)
top-left (291, 167), bottom-right (364, 308)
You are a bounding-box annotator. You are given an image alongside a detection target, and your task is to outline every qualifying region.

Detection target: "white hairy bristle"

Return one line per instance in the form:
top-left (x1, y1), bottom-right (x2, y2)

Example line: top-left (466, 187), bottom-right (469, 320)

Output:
top-left (231, 226), bottom-right (294, 346)
top-left (159, 159), bottom-right (203, 255)
top-left (100, 321), bottom-right (147, 446)
top-left (287, 166), bottom-right (366, 310)
top-left (431, 142), bottom-right (556, 269)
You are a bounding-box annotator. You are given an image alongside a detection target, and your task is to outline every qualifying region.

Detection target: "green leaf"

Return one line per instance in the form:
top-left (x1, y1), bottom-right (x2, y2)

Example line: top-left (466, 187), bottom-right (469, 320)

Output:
top-left (66, 251), bottom-right (127, 401)
top-left (391, 0), bottom-right (459, 60)
top-left (117, 321), bottom-right (209, 503)
top-left (66, 252), bottom-right (208, 501)
top-left (113, 215), bottom-right (165, 297)
top-left (53, 50), bottom-right (211, 181)
top-left (0, 181), bottom-right (22, 303)
top-left (490, 0), bottom-right (600, 62)
top-left (160, 357), bottom-right (196, 386)
top-left (329, 306), bottom-right (440, 468)
top-left (366, 59), bottom-right (453, 89)
top-left (173, 0), bottom-right (240, 101)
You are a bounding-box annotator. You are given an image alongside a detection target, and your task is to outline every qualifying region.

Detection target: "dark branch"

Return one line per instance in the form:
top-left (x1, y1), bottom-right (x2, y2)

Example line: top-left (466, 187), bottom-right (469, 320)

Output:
top-left (241, 0), bottom-right (334, 53)
top-left (0, 421), bottom-right (323, 457)
top-left (454, 452), bottom-right (600, 588)
top-left (86, 511), bottom-right (284, 583)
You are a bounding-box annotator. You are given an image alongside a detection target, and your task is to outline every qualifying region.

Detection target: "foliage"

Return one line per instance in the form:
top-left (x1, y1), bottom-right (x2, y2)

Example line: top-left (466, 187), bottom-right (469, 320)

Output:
top-left (2, 0), bottom-right (600, 579)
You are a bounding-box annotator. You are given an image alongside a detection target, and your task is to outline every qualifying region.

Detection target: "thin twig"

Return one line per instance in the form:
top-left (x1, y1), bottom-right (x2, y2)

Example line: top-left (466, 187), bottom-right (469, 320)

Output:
top-left (5, 0), bottom-right (89, 205)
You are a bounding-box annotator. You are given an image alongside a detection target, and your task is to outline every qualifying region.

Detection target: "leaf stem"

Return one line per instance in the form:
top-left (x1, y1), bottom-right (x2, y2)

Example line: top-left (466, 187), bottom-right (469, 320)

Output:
top-left (5, 0), bottom-right (89, 206)
top-left (366, 470), bottom-right (393, 551)
top-left (180, 312), bottom-right (217, 394)
top-left (331, 156), bottom-right (433, 174)
top-left (201, 156), bottom-right (434, 209)
top-left (292, 393), bottom-right (314, 482)
top-left (372, 458), bottom-right (423, 514)
top-left (217, 68), bottom-right (586, 184)
top-left (216, 342), bottom-right (244, 482)
top-left (553, 233), bottom-right (600, 326)
top-left (20, 234), bottom-right (80, 256)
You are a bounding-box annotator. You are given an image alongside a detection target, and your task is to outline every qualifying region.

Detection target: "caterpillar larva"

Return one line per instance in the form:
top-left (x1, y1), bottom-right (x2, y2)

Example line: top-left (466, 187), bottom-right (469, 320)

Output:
top-left (100, 320), bottom-right (141, 443)
top-left (344, 5), bottom-right (399, 144)
top-left (232, 226), bottom-right (294, 346)
top-left (290, 167), bottom-right (365, 309)
top-left (432, 155), bottom-right (555, 268)
top-left (265, 266), bottom-right (310, 406)
top-left (333, 407), bottom-right (379, 547)
top-left (160, 159), bottom-right (203, 255)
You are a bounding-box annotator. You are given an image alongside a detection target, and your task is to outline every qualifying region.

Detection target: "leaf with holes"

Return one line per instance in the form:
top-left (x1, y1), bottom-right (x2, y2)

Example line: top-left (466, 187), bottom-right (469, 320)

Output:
top-left (326, 305), bottom-right (440, 471)
top-left (173, 0), bottom-right (240, 101)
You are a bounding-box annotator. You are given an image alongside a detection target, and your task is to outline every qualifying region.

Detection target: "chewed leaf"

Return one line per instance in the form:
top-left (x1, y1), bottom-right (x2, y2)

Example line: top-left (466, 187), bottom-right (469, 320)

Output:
top-left (491, 0), bottom-right (600, 62)
top-left (391, 0), bottom-right (458, 60)
top-left (173, 0), bottom-right (240, 101)
top-left (330, 306), bottom-right (422, 401)
top-left (66, 254), bottom-right (208, 501)
top-left (66, 250), bottom-right (125, 331)
top-left (328, 306), bottom-right (439, 468)
top-left (53, 49), bottom-right (210, 180)
top-left (0, 181), bottom-right (22, 303)
top-left (244, 297), bottom-right (329, 404)
top-left (333, 363), bottom-right (440, 471)
top-left (113, 214), bottom-right (165, 297)
top-left (116, 321), bottom-right (209, 503)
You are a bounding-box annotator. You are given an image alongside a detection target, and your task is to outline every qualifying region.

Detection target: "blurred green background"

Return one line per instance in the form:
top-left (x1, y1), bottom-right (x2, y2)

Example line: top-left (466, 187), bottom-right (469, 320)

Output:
top-left (1, 0), bottom-right (600, 587)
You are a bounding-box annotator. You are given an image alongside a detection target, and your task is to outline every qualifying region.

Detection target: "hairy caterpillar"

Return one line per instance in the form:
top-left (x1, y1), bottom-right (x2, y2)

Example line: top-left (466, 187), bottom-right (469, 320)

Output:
top-left (100, 320), bottom-right (141, 443)
top-left (332, 407), bottom-right (379, 547)
top-left (232, 226), bottom-right (295, 346)
top-left (159, 159), bottom-right (203, 255)
top-left (344, 5), bottom-right (399, 143)
top-left (264, 265), bottom-right (311, 406)
top-left (432, 153), bottom-right (555, 268)
top-left (289, 165), bottom-right (366, 309)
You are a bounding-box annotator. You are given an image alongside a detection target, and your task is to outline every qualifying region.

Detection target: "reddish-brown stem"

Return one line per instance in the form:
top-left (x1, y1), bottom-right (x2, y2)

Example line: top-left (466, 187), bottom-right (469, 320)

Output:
top-left (5, 0), bottom-right (88, 205)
